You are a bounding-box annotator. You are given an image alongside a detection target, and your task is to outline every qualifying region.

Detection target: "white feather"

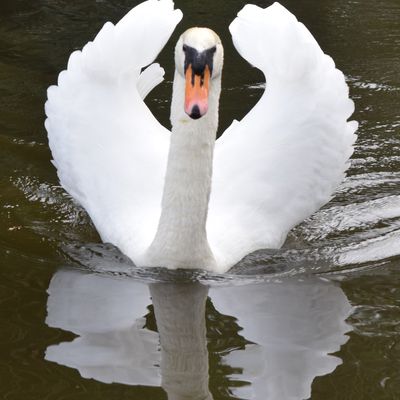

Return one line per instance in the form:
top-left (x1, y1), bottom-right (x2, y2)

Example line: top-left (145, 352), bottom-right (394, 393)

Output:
top-left (137, 63), bottom-right (165, 100)
top-left (207, 2), bottom-right (357, 269)
top-left (45, 0), bottom-right (182, 262)
top-left (45, 1), bottom-right (357, 273)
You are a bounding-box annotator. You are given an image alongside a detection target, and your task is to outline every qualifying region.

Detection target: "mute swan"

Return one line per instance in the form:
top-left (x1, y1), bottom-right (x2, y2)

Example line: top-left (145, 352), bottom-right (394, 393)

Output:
top-left (45, 0), bottom-right (357, 273)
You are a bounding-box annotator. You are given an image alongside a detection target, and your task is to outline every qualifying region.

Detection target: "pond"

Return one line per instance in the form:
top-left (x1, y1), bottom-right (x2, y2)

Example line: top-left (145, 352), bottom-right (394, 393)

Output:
top-left (0, 0), bottom-right (399, 399)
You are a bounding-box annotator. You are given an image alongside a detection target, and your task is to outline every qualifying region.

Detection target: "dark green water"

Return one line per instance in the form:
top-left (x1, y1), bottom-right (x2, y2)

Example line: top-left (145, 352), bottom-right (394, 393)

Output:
top-left (1, 0), bottom-right (400, 399)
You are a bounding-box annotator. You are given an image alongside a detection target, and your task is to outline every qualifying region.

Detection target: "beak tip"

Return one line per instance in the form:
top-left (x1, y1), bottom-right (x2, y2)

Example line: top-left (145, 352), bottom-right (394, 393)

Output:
top-left (185, 104), bottom-right (208, 120)
top-left (188, 105), bottom-right (202, 119)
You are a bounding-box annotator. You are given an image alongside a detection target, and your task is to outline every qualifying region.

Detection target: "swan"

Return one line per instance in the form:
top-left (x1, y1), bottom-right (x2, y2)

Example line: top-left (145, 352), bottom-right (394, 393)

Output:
top-left (45, 0), bottom-right (357, 273)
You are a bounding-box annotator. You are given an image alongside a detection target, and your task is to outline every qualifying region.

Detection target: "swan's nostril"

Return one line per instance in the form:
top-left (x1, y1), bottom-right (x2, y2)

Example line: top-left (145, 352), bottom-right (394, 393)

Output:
top-left (189, 105), bottom-right (202, 119)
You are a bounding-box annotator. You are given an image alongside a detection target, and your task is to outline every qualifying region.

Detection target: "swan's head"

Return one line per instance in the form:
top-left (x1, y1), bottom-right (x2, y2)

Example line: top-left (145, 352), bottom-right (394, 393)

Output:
top-left (175, 28), bottom-right (223, 120)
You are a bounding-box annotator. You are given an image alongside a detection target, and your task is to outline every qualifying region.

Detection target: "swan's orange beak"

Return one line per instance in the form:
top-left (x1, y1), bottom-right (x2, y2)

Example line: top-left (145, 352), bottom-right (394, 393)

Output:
top-left (185, 65), bottom-right (210, 120)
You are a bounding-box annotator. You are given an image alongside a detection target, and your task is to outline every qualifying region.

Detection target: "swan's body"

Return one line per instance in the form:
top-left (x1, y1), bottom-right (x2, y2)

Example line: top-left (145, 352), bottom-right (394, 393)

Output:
top-left (45, 0), bottom-right (357, 273)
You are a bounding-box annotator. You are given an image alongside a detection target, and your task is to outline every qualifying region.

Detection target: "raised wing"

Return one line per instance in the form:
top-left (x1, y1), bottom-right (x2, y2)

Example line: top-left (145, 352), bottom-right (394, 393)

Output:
top-left (207, 3), bottom-right (357, 271)
top-left (45, 0), bottom-right (182, 263)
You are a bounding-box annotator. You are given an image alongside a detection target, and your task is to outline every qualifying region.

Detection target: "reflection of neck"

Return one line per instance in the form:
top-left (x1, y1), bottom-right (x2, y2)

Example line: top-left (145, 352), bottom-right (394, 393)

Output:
top-left (147, 71), bottom-right (221, 270)
top-left (150, 283), bottom-right (213, 400)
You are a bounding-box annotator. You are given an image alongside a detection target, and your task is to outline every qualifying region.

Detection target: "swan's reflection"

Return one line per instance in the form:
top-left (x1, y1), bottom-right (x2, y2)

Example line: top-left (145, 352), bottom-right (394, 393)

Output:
top-left (211, 280), bottom-right (352, 399)
top-left (150, 283), bottom-right (212, 400)
top-left (45, 270), bottom-right (160, 386)
top-left (45, 269), bottom-right (352, 399)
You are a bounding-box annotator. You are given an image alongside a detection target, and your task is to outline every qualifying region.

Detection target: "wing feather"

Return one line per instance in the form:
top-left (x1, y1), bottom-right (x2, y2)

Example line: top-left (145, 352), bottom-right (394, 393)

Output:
top-left (208, 3), bottom-right (357, 271)
top-left (45, 0), bottom-right (182, 263)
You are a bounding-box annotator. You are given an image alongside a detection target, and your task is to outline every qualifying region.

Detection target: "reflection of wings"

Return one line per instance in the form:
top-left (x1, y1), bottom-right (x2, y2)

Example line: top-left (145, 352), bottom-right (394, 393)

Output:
top-left (46, 269), bottom-right (352, 398)
top-left (45, 270), bottom-right (160, 386)
top-left (45, 0), bottom-right (182, 263)
top-left (208, 3), bottom-right (357, 269)
top-left (210, 278), bottom-right (352, 400)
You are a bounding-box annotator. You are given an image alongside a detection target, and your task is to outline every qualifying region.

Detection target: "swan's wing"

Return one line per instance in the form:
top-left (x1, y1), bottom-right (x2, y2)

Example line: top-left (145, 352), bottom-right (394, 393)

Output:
top-left (208, 3), bottom-right (357, 271)
top-left (45, 0), bottom-right (182, 262)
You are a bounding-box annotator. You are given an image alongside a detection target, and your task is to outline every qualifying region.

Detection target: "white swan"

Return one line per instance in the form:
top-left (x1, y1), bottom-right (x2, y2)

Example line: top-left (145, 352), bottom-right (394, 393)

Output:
top-left (45, 0), bottom-right (357, 273)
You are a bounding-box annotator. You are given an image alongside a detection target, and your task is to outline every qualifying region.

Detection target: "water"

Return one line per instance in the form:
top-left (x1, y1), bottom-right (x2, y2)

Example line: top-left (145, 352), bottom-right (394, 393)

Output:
top-left (0, 0), bottom-right (399, 399)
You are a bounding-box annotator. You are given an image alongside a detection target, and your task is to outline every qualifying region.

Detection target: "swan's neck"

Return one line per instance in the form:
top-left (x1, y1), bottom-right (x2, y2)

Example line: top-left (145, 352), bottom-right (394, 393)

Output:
top-left (147, 71), bottom-right (221, 269)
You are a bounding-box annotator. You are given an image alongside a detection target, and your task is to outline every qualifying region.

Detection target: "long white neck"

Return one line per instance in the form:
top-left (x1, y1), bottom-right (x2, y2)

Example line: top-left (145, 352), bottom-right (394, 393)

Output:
top-left (147, 71), bottom-right (221, 270)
